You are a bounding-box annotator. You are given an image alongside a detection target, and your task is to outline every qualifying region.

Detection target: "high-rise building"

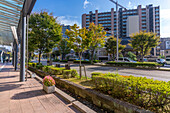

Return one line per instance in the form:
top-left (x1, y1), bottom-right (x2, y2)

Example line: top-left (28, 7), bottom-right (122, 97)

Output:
top-left (82, 4), bottom-right (160, 38)
top-left (62, 24), bottom-right (70, 38)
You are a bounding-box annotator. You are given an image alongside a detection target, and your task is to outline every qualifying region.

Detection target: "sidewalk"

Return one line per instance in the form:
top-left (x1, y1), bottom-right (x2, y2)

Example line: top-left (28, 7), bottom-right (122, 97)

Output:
top-left (0, 63), bottom-right (78, 113)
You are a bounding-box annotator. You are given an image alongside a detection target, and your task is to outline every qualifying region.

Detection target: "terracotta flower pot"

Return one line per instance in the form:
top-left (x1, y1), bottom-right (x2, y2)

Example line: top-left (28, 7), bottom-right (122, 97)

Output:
top-left (43, 85), bottom-right (55, 93)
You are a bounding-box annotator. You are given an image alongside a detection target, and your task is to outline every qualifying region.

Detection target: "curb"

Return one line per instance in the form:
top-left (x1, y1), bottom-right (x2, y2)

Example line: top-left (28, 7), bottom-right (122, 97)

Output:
top-left (94, 64), bottom-right (170, 71)
top-left (34, 74), bottom-right (96, 113)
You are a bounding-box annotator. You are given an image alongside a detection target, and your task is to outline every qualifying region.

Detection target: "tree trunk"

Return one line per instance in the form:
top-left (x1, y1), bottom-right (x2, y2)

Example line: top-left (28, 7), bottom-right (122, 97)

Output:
top-left (91, 49), bottom-right (95, 64)
top-left (49, 53), bottom-right (52, 65)
top-left (79, 53), bottom-right (82, 79)
top-left (112, 53), bottom-right (114, 61)
top-left (38, 51), bottom-right (41, 64)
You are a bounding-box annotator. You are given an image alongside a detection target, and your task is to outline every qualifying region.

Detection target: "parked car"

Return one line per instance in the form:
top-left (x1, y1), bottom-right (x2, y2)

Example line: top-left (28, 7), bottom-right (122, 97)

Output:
top-left (117, 57), bottom-right (136, 63)
top-left (166, 57), bottom-right (170, 65)
top-left (156, 58), bottom-right (166, 64)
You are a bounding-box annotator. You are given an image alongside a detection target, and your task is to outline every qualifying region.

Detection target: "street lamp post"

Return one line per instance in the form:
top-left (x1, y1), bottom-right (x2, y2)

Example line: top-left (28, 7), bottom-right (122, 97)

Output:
top-left (109, 0), bottom-right (126, 62)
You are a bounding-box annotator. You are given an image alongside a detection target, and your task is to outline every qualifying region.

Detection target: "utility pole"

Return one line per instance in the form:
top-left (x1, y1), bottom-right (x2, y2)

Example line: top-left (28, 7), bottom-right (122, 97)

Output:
top-left (109, 0), bottom-right (127, 61)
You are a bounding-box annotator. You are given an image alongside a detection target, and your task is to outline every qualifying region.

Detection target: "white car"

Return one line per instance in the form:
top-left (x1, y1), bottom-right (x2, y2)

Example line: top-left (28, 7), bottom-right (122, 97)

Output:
top-left (166, 57), bottom-right (170, 65)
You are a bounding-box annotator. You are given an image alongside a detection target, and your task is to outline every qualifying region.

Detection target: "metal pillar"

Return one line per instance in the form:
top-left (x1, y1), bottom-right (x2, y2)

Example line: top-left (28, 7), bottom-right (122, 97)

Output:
top-left (12, 47), bottom-right (14, 66)
top-left (26, 15), bottom-right (29, 81)
top-left (14, 43), bottom-right (18, 71)
top-left (20, 16), bottom-right (26, 82)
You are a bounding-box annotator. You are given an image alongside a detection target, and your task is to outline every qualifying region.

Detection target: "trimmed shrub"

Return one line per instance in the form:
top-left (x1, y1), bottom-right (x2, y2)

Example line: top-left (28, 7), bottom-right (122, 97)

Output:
top-left (28, 63), bottom-right (33, 67)
top-left (91, 72), bottom-right (102, 79)
top-left (53, 59), bottom-right (60, 62)
top-left (32, 63), bottom-right (37, 67)
top-left (92, 72), bottom-right (170, 112)
top-left (106, 61), bottom-right (160, 69)
top-left (93, 60), bottom-right (101, 63)
top-left (60, 60), bottom-right (68, 62)
top-left (73, 60), bottom-right (101, 64)
top-left (71, 69), bottom-right (78, 78)
top-left (36, 65), bottom-right (44, 70)
top-left (50, 67), bottom-right (65, 75)
top-left (63, 70), bottom-right (72, 79)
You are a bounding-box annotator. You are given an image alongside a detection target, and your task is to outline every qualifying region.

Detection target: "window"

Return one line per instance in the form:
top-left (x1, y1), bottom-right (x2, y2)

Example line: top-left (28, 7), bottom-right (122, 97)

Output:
top-left (142, 10), bottom-right (146, 13)
top-left (142, 13), bottom-right (146, 16)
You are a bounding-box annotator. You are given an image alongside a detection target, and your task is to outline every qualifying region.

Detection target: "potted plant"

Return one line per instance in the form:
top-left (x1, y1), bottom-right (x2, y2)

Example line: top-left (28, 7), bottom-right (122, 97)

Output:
top-left (43, 75), bottom-right (55, 93)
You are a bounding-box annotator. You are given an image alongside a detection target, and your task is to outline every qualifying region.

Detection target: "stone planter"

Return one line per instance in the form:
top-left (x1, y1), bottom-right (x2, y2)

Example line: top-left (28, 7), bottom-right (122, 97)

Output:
top-left (43, 85), bottom-right (55, 93)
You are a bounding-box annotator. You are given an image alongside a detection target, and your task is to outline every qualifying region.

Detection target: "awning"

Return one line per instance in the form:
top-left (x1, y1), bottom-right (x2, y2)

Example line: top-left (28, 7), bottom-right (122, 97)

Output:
top-left (0, 0), bottom-right (24, 46)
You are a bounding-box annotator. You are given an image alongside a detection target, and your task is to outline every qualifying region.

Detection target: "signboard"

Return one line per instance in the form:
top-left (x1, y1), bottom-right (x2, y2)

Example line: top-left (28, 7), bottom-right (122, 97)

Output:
top-left (166, 41), bottom-right (170, 49)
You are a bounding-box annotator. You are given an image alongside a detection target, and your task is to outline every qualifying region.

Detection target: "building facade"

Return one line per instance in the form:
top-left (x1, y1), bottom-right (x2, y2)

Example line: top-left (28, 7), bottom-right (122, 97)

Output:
top-left (82, 4), bottom-right (160, 37)
top-left (82, 4), bottom-right (160, 59)
top-left (61, 24), bottom-right (70, 38)
top-left (160, 38), bottom-right (170, 58)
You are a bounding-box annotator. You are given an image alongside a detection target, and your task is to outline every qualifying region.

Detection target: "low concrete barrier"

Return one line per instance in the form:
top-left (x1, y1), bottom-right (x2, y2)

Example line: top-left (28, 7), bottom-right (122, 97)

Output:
top-left (29, 66), bottom-right (152, 113)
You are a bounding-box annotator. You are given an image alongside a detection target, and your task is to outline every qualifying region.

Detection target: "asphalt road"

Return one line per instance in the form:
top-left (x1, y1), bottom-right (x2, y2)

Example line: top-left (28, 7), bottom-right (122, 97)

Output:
top-left (32, 59), bottom-right (170, 82)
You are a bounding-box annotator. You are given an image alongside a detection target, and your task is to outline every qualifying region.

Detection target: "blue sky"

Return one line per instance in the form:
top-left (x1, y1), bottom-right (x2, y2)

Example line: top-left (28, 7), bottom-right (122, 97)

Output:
top-left (33, 0), bottom-right (170, 37)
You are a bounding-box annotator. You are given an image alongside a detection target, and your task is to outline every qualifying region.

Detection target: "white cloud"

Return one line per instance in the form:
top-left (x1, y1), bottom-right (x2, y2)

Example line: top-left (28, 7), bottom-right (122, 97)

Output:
top-left (127, 1), bottom-right (137, 9)
top-left (83, 0), bottom-right (90, 9)
top-left (57, 16), bottom-right (81, 28)
top-left (127, 1), bottom-right (132, 8)
top-left (160, 9), bottom-right (170, 37)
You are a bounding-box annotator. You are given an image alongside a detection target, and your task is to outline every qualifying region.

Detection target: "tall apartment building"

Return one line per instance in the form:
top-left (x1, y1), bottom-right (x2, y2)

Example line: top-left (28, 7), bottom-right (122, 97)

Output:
top-left (82, 4), bottom-right (160, 59)
top-left (61, 24), bottom-right (70, 38)
top-left (82, 4), bottom-right (160, 38)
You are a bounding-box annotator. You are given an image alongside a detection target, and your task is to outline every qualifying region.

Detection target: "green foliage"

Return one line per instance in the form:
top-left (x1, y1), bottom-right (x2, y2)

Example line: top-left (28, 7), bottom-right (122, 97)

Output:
top-left (91, 72), bottom-right (102, 79)
top-left (29, 11), bottom-right (62, 63)
top-left (71, 69), bottom-right (78, 78)
top-left (50, 67), bottom-right (65, 75)
top-left (73, 60), bottom-right (101, 63)
top-left (159, 55), bottom-right (165, 59)
top-left (57, 38), bottom-right (71, 60)
top-left (36, 64), bottom-right (44, 70)
top-left (92, 73), bottom-right (170, 112)
top-left (87, 23), bottom-right (106, 64)
top-left (60, 60), bottom-right (68, 62)
top-left (127, 52), bottom-right (137, 61)
top-left (105, 36), bottom-right (126, 60)
top-left (53, 59), bottom-right (60, 62)
top-left (106, 61), bottom-right (160, 69)
top-left (65, 24), bottom-right (91, 78)
top-left (130, 31), bottom-right (160, 62)
top-left (63, 70), bottom-right (72, 79)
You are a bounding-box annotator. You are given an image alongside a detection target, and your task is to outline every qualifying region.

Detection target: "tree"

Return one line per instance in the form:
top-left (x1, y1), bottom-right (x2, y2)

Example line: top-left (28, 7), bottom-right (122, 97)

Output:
top-left (105, 36), bottom-right (126, 60)
top-left (87, 23), bottom-right (106, 64)
top-left (57, 38), bottom-right (71, 60)
top-left (65, 24), bottom-right (90, 78)
top-left (130, 31), bottom-right (160, 62)
top-left (127, 52), bottom-right (137, 61)
top-left (29, 11), bottom-right (62, 64)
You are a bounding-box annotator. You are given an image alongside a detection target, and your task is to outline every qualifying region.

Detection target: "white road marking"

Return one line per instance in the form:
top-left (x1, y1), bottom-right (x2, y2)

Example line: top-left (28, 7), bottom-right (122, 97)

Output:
top-left (0, 64), bottom-right (5, 71)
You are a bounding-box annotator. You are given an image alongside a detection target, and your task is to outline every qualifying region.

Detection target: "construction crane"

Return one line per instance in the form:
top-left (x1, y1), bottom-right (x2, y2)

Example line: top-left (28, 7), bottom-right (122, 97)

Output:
top-left (109, 0), bottom-right (127, 61)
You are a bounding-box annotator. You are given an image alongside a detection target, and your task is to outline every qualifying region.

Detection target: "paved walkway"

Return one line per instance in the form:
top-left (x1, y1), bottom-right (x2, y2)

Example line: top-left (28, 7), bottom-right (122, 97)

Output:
top-left (0, 63), bottom-right (78, 113)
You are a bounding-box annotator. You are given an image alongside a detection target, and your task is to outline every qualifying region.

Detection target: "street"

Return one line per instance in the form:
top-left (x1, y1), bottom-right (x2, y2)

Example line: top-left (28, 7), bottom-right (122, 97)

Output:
top-left (32, 59), bottom-right (170, 82)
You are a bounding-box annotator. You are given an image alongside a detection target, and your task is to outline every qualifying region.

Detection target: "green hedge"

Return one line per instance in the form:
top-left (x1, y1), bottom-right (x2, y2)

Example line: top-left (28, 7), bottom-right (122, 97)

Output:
top-left (73, 60), bottom-right (101, 63)
top-left (50, 67), bottom-right (65, 75)
top-left (62, 70), bottom-right (72, 79)
top-left (60, 60), bottom-right (68, 62)
top-left (53, 59), bottom-right (60, 62)
top-left (40, 65), bottom-right (78, 79)
top-left (92, 72), bottom-right (170, 112)
top-left (106, 61), bottom-right (160, 68)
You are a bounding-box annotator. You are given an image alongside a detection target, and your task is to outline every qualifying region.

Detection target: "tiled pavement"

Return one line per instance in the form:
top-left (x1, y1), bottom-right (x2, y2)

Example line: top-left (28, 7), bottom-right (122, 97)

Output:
top-left (0, 63), bottom-right (79, 113)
